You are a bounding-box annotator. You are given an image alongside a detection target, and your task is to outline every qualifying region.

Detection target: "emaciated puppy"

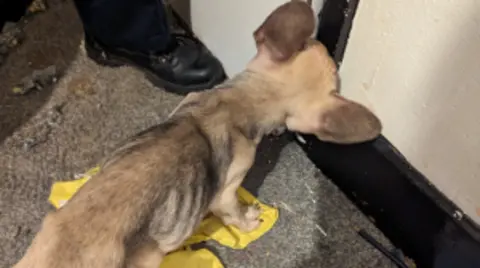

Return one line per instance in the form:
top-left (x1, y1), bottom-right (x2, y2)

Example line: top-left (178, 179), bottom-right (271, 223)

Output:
top-left (13, 1), bottom-right (382, 267)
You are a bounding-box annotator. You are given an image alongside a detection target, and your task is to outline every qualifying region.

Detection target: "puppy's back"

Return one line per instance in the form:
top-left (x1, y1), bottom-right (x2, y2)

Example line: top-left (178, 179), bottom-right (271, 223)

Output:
top-left (14, 116), bottom-right (222, 268)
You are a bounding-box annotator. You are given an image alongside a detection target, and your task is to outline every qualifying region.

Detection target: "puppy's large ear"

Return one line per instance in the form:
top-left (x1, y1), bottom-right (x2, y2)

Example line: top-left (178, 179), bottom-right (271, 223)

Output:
top-left (315, 94), bottom-right (383, 144)
top-left (254, 0), bottom-right (316, 61)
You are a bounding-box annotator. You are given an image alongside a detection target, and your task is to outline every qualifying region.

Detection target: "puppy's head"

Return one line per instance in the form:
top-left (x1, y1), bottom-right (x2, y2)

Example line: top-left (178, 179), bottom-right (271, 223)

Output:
top-left (250, 0), bottom-right (382, 144)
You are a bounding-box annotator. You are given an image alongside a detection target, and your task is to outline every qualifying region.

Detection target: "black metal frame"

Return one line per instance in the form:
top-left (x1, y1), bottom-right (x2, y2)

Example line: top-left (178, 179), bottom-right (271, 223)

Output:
top-left (307, 0), bottom-right (480, 267)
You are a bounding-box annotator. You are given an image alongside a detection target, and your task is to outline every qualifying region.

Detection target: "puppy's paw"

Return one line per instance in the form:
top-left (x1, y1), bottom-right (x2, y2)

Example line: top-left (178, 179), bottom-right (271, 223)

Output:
top-left (237, 204), bottom-right (262, 232)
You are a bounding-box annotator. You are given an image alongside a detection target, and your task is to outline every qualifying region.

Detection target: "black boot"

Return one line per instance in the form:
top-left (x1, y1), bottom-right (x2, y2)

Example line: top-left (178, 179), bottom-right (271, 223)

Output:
top-left (84, 32), bottom-right (226, 95)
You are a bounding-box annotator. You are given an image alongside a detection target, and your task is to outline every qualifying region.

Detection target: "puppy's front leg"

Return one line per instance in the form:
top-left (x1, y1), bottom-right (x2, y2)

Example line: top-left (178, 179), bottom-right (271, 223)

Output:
top-left (210, 138), bottom-right (261, 233)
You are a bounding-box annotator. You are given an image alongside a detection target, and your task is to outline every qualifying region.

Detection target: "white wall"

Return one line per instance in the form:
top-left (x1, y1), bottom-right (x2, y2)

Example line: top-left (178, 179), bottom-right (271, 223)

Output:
top-left (189, 0), bottom-right (324, 77)
top-left (339, 0), bottom-right (480, 224)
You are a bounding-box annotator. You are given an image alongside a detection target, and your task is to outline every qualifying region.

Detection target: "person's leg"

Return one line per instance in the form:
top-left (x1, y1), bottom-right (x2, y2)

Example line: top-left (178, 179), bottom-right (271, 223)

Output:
top-left (74, 0), bottom-right (171, 52)
top-left (73, 0), bottom-right (225, 94)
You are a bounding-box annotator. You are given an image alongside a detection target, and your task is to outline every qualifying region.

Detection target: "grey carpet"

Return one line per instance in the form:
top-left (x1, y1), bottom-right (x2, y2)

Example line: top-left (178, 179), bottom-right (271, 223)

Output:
top-left (0, 1), bottom-right (395, 267)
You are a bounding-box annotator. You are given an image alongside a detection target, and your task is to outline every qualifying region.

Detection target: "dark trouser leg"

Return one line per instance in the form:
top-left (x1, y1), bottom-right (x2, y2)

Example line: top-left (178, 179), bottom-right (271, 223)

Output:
top-left (73, 0), bottom-right (171, 52)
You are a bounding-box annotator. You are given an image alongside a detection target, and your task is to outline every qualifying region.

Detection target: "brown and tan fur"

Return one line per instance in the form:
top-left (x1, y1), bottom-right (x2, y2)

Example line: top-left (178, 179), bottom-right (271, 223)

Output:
top-left (13, 1), bottom-right (382, 267)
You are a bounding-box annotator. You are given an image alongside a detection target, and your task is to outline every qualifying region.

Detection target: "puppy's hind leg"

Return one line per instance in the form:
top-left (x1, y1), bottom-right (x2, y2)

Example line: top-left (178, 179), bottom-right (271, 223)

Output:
top-left (210, 138), bottom-right (262, 233)
top-left (125, 235), bottom-right (164, 268)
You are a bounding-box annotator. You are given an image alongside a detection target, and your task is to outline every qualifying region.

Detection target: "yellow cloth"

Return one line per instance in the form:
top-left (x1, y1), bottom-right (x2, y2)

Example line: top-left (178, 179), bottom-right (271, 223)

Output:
top-left (48, 166), bottom-right (279, 268)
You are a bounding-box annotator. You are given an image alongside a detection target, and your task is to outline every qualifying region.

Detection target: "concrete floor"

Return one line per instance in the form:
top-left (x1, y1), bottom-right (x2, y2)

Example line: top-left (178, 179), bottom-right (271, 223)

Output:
top-left (0, 1), bottom-right (395, 267)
